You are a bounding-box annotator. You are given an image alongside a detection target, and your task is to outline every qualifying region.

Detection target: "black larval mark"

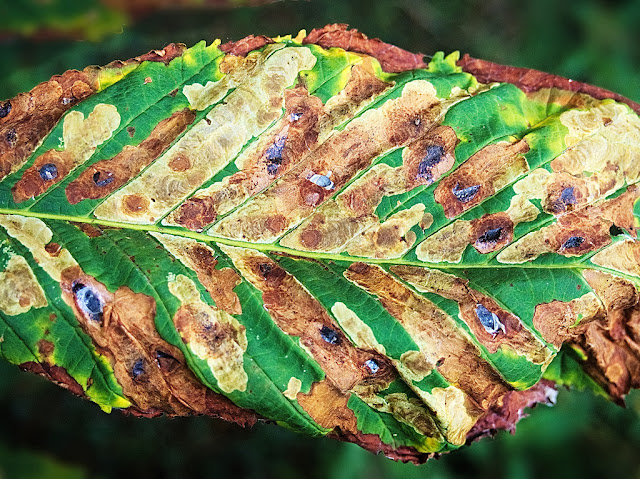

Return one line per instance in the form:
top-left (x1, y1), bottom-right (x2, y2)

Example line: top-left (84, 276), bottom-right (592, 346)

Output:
top-left (417, 145), bottom-right (445, 181)
top-left (71, 281), bottom-right (103, 323)
top-left (560, 236), bottom-right (585, 250)
top-left (560, 187), bottom-right (576, 205)
top-left (0, 101), bottom-right (11, 118)
top-left (265, 136), bottom-right (286, 175)
top-left (477, 227), bottom-right (503, 244)
top-left (131, 359), bottom-right (145, 379)
top-left (258, 263), bottom-right (273, 277)
top-left (475, 303), bottom-right (505, 336)
top-left (452, 183), bottom-right (480, 203)
top-left (39, 163), bottom-right (58, 181)
top-left (320, 325), bottom-right (341, 345)
top-left (5, 129), bottom-right (17, 146)
top-left (93, 171), bottom-right (114, 187)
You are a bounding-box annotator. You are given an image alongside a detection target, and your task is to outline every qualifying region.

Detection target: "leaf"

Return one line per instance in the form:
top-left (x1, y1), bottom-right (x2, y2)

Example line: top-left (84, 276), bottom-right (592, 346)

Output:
top-left (1, 24), bottom-right (640, 462)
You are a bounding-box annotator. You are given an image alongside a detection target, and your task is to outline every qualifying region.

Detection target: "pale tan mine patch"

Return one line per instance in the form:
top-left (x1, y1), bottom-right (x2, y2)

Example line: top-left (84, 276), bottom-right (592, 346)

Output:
top-left (168, 274), bottom-right (248, 394)
top-left (95, 47), bottom-right (317, 224)
top-left (0, 255), bottom-right (48, 315)
top-left (0, 215), bottom-right (77, 281)
top-left (210, 80), bottom-right (456, 243)
top-left (330, 302), bottom-right (386, 355)
top-left (416, 220), bottom-right (472, 263)
top-left (591, 240), bottom-right (640, 278)
top-left (283, 377), bottom-right (302, 400)
top-left (12, 103), bottom-right (120, 203)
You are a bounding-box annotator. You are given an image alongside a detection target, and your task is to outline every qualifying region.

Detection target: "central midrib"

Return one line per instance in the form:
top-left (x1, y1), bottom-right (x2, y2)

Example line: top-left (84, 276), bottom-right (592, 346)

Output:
top-left (2, 207), bottom-right (631, 278)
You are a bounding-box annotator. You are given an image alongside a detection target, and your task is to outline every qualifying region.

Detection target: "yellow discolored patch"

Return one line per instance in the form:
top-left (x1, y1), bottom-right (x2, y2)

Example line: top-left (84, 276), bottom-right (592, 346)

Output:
top-left (12, 103), bottom-right (121, 203)
top-left (330, 302), bottom-right (386, 355)
top-left (95, 46), bottom-right (317, 224)
top-left (168, 274), bottom-right (248, 394)
top-left (0, 255), bottom-right (47, 315)
top-left (0, 215), bottom-right (77, 281)
top-left (423, 386), bottom-right (477, 446)
top-left (283, 377), bottom-right (302, 400)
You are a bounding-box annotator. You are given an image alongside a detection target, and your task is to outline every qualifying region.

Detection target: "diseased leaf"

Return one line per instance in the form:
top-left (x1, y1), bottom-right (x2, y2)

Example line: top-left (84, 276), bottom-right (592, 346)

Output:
top-left (1, 24), bottom-right (640, 462)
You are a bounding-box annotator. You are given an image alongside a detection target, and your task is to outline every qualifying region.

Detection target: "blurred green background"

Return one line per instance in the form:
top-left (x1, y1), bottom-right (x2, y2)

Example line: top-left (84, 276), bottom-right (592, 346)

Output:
top-left (1, 0), bottom-right (640, 477)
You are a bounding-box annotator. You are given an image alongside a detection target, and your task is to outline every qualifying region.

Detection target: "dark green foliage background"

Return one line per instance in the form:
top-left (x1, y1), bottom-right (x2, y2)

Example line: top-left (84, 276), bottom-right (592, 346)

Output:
top-left (0, 1), bottom-right (639, 477)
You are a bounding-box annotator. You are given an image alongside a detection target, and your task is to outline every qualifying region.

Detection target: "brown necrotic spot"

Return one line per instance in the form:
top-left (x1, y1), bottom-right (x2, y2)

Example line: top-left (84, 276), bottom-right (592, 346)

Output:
top-left (168, 154), bottom-right (191, 172)
top-left (127, 126), bottom-right (136, 137)
top-left (171, 197), bottom-right (217, 232)
top-left (44, 242), bottom-right (62, 256)
top-left (123, 194), bottom-right (150, 214)
top-left (471, 213), bottom-right (514, 254)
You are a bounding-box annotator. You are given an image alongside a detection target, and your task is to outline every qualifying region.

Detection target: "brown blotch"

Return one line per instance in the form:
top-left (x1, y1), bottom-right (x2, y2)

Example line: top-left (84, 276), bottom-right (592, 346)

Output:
top-left (37, 339), bottom-right (55, 360)
top-left (304, 24), bottom-right (427, 73)
top-left (12, 150), bottom-right (71, 203)
top-left (0, 70), bottom-right (96, 181)
top-left (71, 222), bottom-right (103, 237)
top-left (467, 379), bottom-right (557, 443)
top-left (137, 43), bottom-right (186, 65)
top-left (390, 265), bottom-right (549, 363)
top-left (66, 109), bottom-right (195, 204)
top-left (123, 194), bottom-right (150, 214)
top-left (297, 380), bottom-right (358, 433)
top-left (434, 140), bottom-right (530, 219)
top-left (458, 54), bottom-right (640, 115)
top-left (168, 154), bottom-right (191, 172)
top-left (57, 265), bottom-right (256, 422)
top-left (19, 361), bottom-right (86, 399)
top-left (470, 213), bottom-right (514, 254)
top-left (187, 244), bottom-right (242, 315)
top-left (403, 126), bottom-right (458, 187)
top-left (547, 185), bottom-right (640, 257)
top-left (219, 35), bottom-right (274, 57)
top-left (44, 242), bottom-right (62, 257)
top-left (542, 174), bottom-right (588, 215)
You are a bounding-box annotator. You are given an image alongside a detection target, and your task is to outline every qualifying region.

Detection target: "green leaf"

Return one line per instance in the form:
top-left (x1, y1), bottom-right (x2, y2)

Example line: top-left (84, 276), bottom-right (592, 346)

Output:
top-left (1, 25), bottom-right (640, 462)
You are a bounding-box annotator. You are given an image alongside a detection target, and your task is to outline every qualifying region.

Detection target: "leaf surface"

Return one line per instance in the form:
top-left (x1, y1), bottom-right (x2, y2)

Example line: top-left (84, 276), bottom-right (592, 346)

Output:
top-left (1, 25), bottom-right (640, 462)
